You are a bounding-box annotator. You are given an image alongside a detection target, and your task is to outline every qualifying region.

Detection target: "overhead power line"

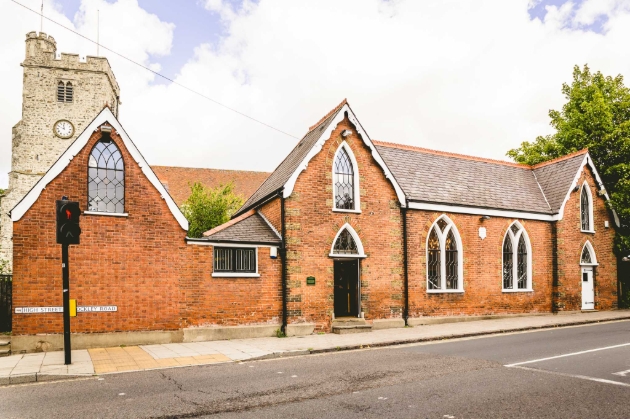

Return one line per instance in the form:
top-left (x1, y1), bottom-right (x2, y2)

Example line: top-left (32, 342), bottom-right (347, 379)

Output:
top-left (10, 0), bottom-right (300, 140)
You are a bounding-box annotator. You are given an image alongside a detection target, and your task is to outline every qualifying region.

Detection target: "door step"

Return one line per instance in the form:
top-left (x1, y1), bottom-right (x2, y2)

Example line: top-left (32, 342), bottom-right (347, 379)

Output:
top-left (0, 340), bottom-right (10, 357)
top-left (332, 318), bottom-right (372, 334)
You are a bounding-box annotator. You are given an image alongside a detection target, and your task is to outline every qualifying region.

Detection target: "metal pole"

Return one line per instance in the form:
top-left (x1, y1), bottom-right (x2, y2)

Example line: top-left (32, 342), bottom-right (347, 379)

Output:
top-left (62, 243), bottom-right (71, 365)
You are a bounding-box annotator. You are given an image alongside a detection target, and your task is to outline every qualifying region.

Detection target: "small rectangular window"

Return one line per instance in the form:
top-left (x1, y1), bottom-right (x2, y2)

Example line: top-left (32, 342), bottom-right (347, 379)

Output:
top-left (214, 247), bottom-right (256, 273)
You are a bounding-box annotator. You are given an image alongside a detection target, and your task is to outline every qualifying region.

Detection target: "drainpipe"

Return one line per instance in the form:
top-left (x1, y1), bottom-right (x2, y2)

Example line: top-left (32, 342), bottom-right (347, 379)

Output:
top-left (551, 221), bottom-right (559, 313)
top-left (401, 199), bottom-right (409, 325)
top-left (280, 189), bottom-right (288, 335)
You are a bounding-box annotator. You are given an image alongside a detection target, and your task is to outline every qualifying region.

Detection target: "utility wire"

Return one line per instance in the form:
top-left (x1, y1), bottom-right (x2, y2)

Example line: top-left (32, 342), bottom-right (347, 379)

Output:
top-left (10, 0), bottom-right (301, 140)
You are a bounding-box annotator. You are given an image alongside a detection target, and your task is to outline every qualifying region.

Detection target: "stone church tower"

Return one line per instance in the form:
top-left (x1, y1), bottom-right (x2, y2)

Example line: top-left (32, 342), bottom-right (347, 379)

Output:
top-left (0, 31), bottom-right (120, 269)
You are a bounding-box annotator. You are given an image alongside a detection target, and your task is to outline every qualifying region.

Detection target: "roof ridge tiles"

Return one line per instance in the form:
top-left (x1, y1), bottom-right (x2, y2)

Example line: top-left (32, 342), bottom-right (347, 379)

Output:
top-left (308, 98), bottom-right (348, 131)
top-left (203, 209), bottom-right (256, 237)
top-left (373, 140), bottom-right (531, 169)
top-left (531, 148), bottom-right (588, 169)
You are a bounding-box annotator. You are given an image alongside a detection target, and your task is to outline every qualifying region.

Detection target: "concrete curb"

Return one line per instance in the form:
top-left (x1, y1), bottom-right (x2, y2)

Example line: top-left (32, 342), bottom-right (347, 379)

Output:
top-left (0, 373), bottom-right (89, 386)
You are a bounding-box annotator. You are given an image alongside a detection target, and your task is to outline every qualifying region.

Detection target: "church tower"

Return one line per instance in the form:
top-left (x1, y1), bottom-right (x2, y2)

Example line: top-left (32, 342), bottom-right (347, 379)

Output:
top-left (0, 31), bottom-right (121, 269)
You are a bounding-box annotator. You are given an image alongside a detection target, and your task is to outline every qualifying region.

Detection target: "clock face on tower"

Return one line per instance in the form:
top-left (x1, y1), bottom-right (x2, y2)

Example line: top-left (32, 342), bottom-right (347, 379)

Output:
top-left (54, 120), bottom-right (74, 139)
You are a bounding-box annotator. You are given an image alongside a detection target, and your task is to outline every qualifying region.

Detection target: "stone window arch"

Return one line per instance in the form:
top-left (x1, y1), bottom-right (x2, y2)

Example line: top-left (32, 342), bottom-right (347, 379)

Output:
top-left (426, 215), bottom-right (463, 292)
top-left (332, 142), bottom-right (360, 212)
top-left (88, 138), bottom-right (125, 213)
top-left (502, 221), bottom-right (533, 291)
top-left (329, 223), bottom-right (366, 258)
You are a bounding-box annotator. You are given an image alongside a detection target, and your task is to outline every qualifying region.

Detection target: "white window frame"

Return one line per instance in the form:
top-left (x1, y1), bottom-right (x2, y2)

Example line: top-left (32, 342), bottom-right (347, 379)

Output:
top-left (426, 215), bottom-right (464, 293)
top-left (580, 181), bottom-right (595, 233)
top-left (580, 241), bottom-right (598, 266)
top-left (211, 246), bottom-right (260, 278)
top-left (332, 141), bottom-right (361, 214)
top-left (329, 223), bottom-right (367, 258)
top-left (502, 221), bottom-right (533, 292)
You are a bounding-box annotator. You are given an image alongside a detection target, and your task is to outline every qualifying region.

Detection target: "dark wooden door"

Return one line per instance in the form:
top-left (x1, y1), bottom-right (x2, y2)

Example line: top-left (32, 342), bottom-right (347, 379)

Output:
top-left (0, 275), bottom-right (12, 333)
top-left (334, 260), bottom-right (359, 317)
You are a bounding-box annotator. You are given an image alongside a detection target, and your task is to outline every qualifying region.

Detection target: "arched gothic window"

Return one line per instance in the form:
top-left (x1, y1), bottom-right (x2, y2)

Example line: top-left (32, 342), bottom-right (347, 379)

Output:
top-left (502, 222), bottom-right (532, 291)
top-left (88, 139), bottom-right (125, 213)
top-left (426, 215), bottom-right (463, 292)
top-left (330, 223), bottom-right (366, 257)
top-left (333, 143), bottom-right (359, 211)
top-left (580, 241), bottom-right (597, 266)
top-left (581, 182), bottom-right (593, 232)
top-left (57, 81), bottom-right (73, 103)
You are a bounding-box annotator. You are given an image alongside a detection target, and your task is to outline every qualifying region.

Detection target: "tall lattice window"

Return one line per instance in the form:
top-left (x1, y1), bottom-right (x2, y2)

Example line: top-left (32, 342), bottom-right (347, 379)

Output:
top-left (88, 139), bottom-right (125, 213)
top-left (57, 81), bottom-right (73, 102)
top-left (502, 222), bottom-right (532, 291)
top-left (426, 215), bottom-right (462, 292)
top-left (333, 144), bottom-right (358, 210)
top-left (581, 183), bottom-right (593, 232)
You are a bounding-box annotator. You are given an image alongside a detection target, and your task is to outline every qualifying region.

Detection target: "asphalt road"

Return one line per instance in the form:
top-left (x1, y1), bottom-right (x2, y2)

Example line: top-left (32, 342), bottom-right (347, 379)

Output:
top-left (1, 320), bottom-right (629, 419)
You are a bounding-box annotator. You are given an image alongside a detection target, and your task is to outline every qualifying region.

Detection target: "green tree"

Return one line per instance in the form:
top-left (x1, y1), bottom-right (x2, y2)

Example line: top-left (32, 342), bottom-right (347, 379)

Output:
top-left (0, 258), bottom-right (10, 275)
top-left (181, 182), bottom-right (244, 238)
top-left (507, 64), bottom-right (630, 253)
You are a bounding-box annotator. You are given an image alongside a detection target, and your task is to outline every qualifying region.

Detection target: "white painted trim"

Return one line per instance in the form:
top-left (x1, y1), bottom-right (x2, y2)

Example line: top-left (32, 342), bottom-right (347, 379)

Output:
top-left (282, 104), bottom-right (407, 206)
top-left (185, 241), bottom-right (274, 248)
top-left (426, 290), bottom-right (465, 294)
top-left (329, 223), bottom-right (366, 258)
top-left (580, 181), bottom-right (595, 233)
top-left (408, 201), bottom-right (556, 221)
top-left (257, 210), bottom-right (282, 239)
top-left (83, 211), bottom-right (128, 218)
top-left (212, 273), bottom-right (261, 278)
top-left (10, 107), bottom-right (188, 231)
top-left (501, 221), bottom-right (533, 292)
top-left (331, 141), bottom-right (361, 212)
top-left (580, 241), bottom-right (598, 266)
top-left (332, 209), bottom-right (362, 214)
top-left (426, 215), bottom-right (464, 292)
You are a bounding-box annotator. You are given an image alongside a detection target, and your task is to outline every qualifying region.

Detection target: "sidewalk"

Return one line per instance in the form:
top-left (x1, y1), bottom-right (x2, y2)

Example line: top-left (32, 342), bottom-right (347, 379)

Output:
top-left (2, 310), bottom-right (629, 385)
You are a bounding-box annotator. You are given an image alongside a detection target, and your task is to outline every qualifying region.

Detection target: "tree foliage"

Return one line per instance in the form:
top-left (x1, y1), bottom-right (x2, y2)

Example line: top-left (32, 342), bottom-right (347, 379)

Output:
top-left (181, 182), bottom-right (244, 238)
top-left (0, 258), bottom-right (10, 275)
top-left (507, 64), bottom-right (630, 253)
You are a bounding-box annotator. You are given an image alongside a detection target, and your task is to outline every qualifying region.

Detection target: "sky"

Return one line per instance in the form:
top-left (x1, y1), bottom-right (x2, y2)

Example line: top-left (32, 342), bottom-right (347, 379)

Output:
top-left (2, 0), bottom-right (630, 189)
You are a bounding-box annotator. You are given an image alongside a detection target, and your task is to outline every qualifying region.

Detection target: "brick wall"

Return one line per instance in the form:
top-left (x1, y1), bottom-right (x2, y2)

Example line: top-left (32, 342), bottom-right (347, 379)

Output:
top-left (284, 117), bottom-right (403, 331)
top-left (556, 167), bottom-right (617, 311)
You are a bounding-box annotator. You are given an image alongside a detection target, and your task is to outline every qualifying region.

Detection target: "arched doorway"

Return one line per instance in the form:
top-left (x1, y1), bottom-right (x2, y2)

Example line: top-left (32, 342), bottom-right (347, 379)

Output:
top-left (330, 224), bottom-right (366, 318)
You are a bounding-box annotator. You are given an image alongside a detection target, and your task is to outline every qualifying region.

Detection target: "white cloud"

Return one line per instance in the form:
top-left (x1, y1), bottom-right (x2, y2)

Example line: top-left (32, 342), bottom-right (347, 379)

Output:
top-left (3, 0), bottom-right (630, 190)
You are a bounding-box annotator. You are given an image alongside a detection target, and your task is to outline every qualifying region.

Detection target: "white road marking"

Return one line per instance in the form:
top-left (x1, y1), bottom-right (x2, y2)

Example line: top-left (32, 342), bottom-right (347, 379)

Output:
top-left (509, 365), bottom-right (630, 388)
top-left (612, 369), bottom-right (630, 377)
top-left (118, 393), bottom-right (125, 396)
top-left (504, 342), bottom-right (630, 367)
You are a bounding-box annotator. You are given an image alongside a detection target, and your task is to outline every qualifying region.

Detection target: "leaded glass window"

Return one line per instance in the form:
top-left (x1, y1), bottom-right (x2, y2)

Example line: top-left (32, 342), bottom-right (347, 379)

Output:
top-left (333, 229), bottom-right (358, 255)
top-left (214, 247), bottom-right (256, 273)
top-left (580, 242), bottom-right (596, 265)
top-left (88, 139), bottom-right (125, 213)
top-left (581, 185), bottom-right (591, 231)
top-left (427, 228), bottom-right (441, 289)
top-left (503, 222), bottom-right (531, 291)
top-left (426, 216), bottom-right (462, 291)
top-left (334, 147), bottom-right (355, 210)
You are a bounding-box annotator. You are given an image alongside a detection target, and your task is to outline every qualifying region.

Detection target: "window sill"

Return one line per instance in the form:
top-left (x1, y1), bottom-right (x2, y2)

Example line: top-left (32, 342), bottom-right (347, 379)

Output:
top-left (581, 230), bottom-right (595, 234)
top-left (502, 289), bottom-right (534, 293)
top-left (426, 289), bottom-right (464, 294)
top-left (328, 253), bottom-right (367, 259)
top-left (212, 272), bottom-right (260, 278)
top-left (332, 209), bottom-right (362, 214)
top-left (84, 211), bottom-right (128, 217)
top-left (580, 263), bottom-right (599, 267)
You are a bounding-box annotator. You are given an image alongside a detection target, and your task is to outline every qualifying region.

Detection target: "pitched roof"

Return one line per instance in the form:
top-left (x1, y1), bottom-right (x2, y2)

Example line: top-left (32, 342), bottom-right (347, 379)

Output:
top-left (234, 99), bottom-right (406, 216)
top-left (235, 100), bottom-right (346, 216)
top-left (10, 108), bottom-right (188, 230)
top-left (196, 210), bottom-right (281, 245)
top-left (532, 150), bottom-right (590, 212)
top-left (375, 141), bottom-right (595, 216)
top-left (152, 166), bottom-right (270, 207)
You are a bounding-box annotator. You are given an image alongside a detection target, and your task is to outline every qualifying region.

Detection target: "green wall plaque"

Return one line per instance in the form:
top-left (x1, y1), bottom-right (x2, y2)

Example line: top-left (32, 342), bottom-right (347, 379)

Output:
top-left (306, 276), bottom-right (315, 285)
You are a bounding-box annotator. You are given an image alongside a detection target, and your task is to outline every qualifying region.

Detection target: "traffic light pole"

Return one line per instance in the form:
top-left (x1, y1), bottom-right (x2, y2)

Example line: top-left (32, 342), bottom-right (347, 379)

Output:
top-left (62, 243), bottom-right (71, 365)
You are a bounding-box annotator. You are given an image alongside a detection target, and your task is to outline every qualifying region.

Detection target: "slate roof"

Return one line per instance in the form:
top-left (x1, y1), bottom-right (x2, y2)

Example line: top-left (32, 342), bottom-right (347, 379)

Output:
top-left (375, 141), bottom-right (588, 215)
top-left (533, 151), bottom-right (589, 212)
top-left (152, 166), bottom-right (270, 207)
top-left (235, 99), bottom-right (348, 216)
top-left (197, 210), bottom-right (281, 245)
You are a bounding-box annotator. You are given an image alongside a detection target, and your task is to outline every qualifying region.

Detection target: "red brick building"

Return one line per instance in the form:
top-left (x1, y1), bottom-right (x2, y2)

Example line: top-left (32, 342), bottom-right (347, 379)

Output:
top-left (9, 100), bottom-right (620, 352)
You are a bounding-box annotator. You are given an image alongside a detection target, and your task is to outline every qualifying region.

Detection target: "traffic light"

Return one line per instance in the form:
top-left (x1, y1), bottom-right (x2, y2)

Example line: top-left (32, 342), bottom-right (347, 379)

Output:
top-left (56, 199), bottom-right (81, 245)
